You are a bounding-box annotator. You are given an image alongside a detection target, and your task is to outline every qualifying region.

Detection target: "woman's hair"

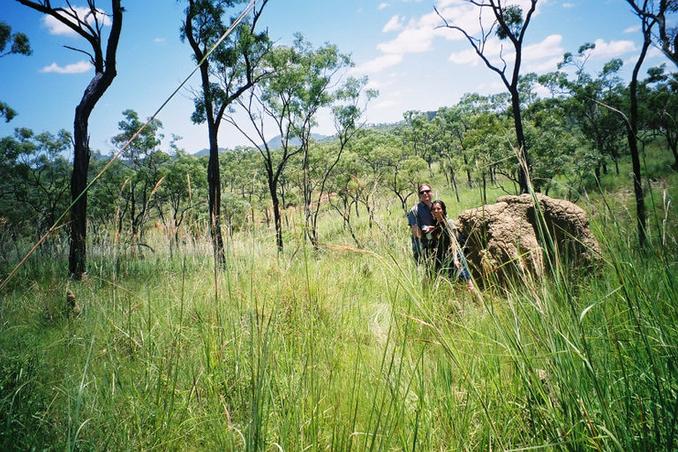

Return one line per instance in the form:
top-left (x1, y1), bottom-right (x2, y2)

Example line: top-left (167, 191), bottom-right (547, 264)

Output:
top-left (417, 183), bottom-right (431, 193)
top-left (431, 199), bottom-right (447, 217)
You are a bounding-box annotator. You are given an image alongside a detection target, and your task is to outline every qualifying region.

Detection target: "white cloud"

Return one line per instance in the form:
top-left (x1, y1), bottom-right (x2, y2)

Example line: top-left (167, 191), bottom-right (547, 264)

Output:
top-left (378, 2), bottom-right (390, 10)
top-left (624, 25), bottom-right (640, 33)
top-left (523, 34), bottom-right (564, 65)
top-left (449, 48), bottom-right (482, 65)
top-left (374, 99), bottom-right (399, 109)
top-left (448, 34), bottom-right (564, 73)
top-left (382, 15), bottom-right (404, 33)
top-left (588, 39), bottom-right (636, 59)
top-left (562, 2), bottom-right (575, 8)
top-left (40, 61), bottom-right (92, 74)
top-left (153, 37), bottom-right (166, 43)
top-left (352, 54), bottom-right (404, 74)
top-left (646, 47), bottom-right (663, 59)
top-left (42, 6), bottom-right (111, 36)
top-left (369, 0), bottom-right (547, 74)
top-left (475, 80), bottom-right (505, 94)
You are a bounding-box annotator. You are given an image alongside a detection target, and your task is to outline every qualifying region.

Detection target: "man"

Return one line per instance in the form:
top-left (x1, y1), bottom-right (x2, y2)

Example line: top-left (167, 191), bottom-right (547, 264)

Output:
top-left (407, 183), bottom-right (435, 262)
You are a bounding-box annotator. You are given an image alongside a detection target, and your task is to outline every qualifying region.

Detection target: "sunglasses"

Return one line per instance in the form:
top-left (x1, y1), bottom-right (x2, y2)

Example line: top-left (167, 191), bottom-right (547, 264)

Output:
top-left (419, 189), bottom-right (431, 195)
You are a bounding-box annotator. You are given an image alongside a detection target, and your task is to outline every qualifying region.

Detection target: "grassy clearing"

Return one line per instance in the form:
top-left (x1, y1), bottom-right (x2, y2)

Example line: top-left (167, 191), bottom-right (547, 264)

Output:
top-left (1, 149), bottom-right (677, 450)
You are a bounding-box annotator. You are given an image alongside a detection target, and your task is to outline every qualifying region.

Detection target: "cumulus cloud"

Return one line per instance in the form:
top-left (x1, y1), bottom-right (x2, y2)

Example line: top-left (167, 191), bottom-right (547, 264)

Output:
top-left (42, 6), bottom-right (111, 36)
top-left (40, 61), bottom-right (92, 74)
top-left (373, 99), bottom-right (399, 109)
top-left (382, 15), bottom-right (404, 33)
top-left (448, 34), bottom-right (564, 73)
top-left (624, 25), bottom-right (641, 33)
top-left (378, 2), bottom-right (390, 10)
top-left (352, 54), bottom-right (403, 74)
top-left (587, 39), bottom-right (636, 59)
top-left (523, 34), bottom-right (564, 71)
top-left (562, 2), bottom-right (575, 8)
top-left (153, 37), bottom-right (166, 44)
top-left (360, 0), bottom-right (545, 75)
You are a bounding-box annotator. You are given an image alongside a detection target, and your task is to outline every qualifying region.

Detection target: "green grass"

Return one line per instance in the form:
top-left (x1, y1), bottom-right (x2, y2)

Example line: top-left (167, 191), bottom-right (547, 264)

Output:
top-left (1, 146), bottom-right (677, 450)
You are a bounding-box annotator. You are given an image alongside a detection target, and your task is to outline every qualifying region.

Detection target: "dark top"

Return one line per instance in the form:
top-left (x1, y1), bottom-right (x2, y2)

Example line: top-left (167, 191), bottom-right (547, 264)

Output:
top-left (407, 201), bottom-right (434, 257)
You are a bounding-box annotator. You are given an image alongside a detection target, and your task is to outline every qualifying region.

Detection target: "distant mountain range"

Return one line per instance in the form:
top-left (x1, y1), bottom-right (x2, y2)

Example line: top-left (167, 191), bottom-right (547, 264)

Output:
top-left (192, 132), bottom-right (331, 157)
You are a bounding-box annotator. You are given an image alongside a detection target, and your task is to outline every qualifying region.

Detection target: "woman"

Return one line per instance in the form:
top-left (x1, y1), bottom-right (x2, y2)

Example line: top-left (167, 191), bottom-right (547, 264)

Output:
top-left (428, 200), bottom-right (474, 290)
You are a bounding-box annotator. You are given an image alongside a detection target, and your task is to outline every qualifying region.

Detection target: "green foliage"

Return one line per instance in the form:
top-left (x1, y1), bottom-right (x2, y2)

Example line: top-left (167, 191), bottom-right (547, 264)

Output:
top-left (0, 22), bottom-right (32, 58)
top-left (0, 22), bottom-right (31, 122)
top-left (0, 101), bottom-right (17, 123)
top-left (496, 4), bottom-right (524, 40)
top-left (0, 127), bottom-right (71, 239)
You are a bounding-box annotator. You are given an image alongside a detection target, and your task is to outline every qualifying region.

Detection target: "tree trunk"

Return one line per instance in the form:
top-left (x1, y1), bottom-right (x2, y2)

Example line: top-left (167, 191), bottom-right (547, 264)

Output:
top-left (69, 112), bottom-right (90, 277)
top-left (463, 154), bottom-right (473, 188)
top-left (270, 181), bottom-right (283, 252)
top-left (450, 166), bottom-right (460, 203)
top-left (627, 32), bottom-right (651, 248)
top-left (509, 88), bottom-right (529, 194)
top-left (481, 172), bottom-right (487, 205)
top-left (668, 134), bottom-right (678, 171)
top-left (207, 137), bottom-right (225, 266)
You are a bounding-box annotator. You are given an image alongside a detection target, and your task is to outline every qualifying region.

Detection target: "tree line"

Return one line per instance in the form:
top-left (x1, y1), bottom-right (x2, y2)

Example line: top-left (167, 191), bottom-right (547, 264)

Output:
top-left (1, 0), bottom-right (676, 278)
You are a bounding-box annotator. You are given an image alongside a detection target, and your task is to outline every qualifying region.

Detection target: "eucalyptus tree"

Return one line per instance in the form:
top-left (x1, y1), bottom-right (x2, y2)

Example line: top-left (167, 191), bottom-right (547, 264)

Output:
top-left (434, 106), bottom-right (471, 198)
top-left (156, 150), bottom-right (207, 254)
top-left (523, 102), bottom-right (580, 194)
top-left (436, 0), bottom-right (539, 193)
top-left (0, 21), bottom-right (32, 122)
top-left (0, 22), bottom-right (31, 58)
top-left (462, 112), bottom-right (512, 203)
top-left (625, 0), bottom-right (677, 67)
top-left (225, 44), bottom-right (305, 252)
top-left (351, 130), bottom-right (396, 223)
top-left (358, 139), bottom-right (427, 214)
top-left (87, 156), bottom-right (133, 238)
top-left (17, 0), bottom-right (123, 278)
top-left (181, 0), bottom-right (270, 266)
top-left (305, 76), bottom-right (376, 248)
top-left (328, 150), bottom-right (364, 247)
top-left (641, 65), bottom-right (678, 169)
top-left (227, 36), bottom-right (359, 250)
top-left (111, 110), bottom-right (167, 253)
top-left (0, 127), bottom-right (71, 239)
top-left (286, 37), bottom-right (356, 248)
top-left (553, 46), bottom-right (627, 177)
top-left (623, 0), bottom-right (664, 247)
top-left (402, 111), bottom-right (439, 174)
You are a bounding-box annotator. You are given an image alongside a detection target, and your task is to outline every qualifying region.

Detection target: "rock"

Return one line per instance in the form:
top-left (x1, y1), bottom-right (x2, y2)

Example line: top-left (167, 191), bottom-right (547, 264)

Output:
top-left (66, 289), bottom-right (81, 317)
top-left (457, 194), bottom-right (600, 283)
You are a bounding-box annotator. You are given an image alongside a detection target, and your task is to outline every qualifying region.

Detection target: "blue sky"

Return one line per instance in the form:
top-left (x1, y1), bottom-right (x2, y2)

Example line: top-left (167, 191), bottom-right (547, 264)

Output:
top-left (0, 0), bottom-right (672, 154)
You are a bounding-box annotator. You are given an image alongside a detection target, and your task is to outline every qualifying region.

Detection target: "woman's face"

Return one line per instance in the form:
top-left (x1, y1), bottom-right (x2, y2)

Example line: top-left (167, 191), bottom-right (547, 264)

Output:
top-left (431, 203), bottom-right (445, 221)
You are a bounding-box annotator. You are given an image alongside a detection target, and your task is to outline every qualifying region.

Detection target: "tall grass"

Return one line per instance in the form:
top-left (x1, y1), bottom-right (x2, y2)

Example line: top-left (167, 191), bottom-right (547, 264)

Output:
top-left (0, 150), bottom-right (676, 450)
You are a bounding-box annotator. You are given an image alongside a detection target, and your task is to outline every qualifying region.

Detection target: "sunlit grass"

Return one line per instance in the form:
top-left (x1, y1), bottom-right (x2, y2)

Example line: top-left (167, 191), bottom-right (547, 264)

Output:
top-left (1, 148), bottom-right (677, 450)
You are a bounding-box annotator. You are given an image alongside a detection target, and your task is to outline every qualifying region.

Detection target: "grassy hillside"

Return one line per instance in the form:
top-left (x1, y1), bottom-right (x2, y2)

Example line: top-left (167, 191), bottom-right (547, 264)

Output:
top-left (1, 147), bottom-right (676, 450)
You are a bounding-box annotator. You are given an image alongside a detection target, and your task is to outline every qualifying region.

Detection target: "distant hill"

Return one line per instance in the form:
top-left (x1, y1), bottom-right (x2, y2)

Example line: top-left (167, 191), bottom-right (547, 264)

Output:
top-left (191, 133), bottom-right (332, 156)
top-left (193, 147), bottom-right (228, 158)
top-left (264, 132), bottom-right (331, 150)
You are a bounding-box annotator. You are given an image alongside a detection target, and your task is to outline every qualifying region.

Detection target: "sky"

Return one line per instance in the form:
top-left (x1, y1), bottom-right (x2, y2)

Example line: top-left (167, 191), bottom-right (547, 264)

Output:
top-left (0, 0), bottom-right (673, 155)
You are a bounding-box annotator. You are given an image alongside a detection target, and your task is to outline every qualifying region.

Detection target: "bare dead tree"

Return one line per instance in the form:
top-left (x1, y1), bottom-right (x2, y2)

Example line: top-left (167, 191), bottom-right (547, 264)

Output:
top-left (628, 0), bottom-right (677, 67)
top-left (436, 0), bottom-right (538, 193)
